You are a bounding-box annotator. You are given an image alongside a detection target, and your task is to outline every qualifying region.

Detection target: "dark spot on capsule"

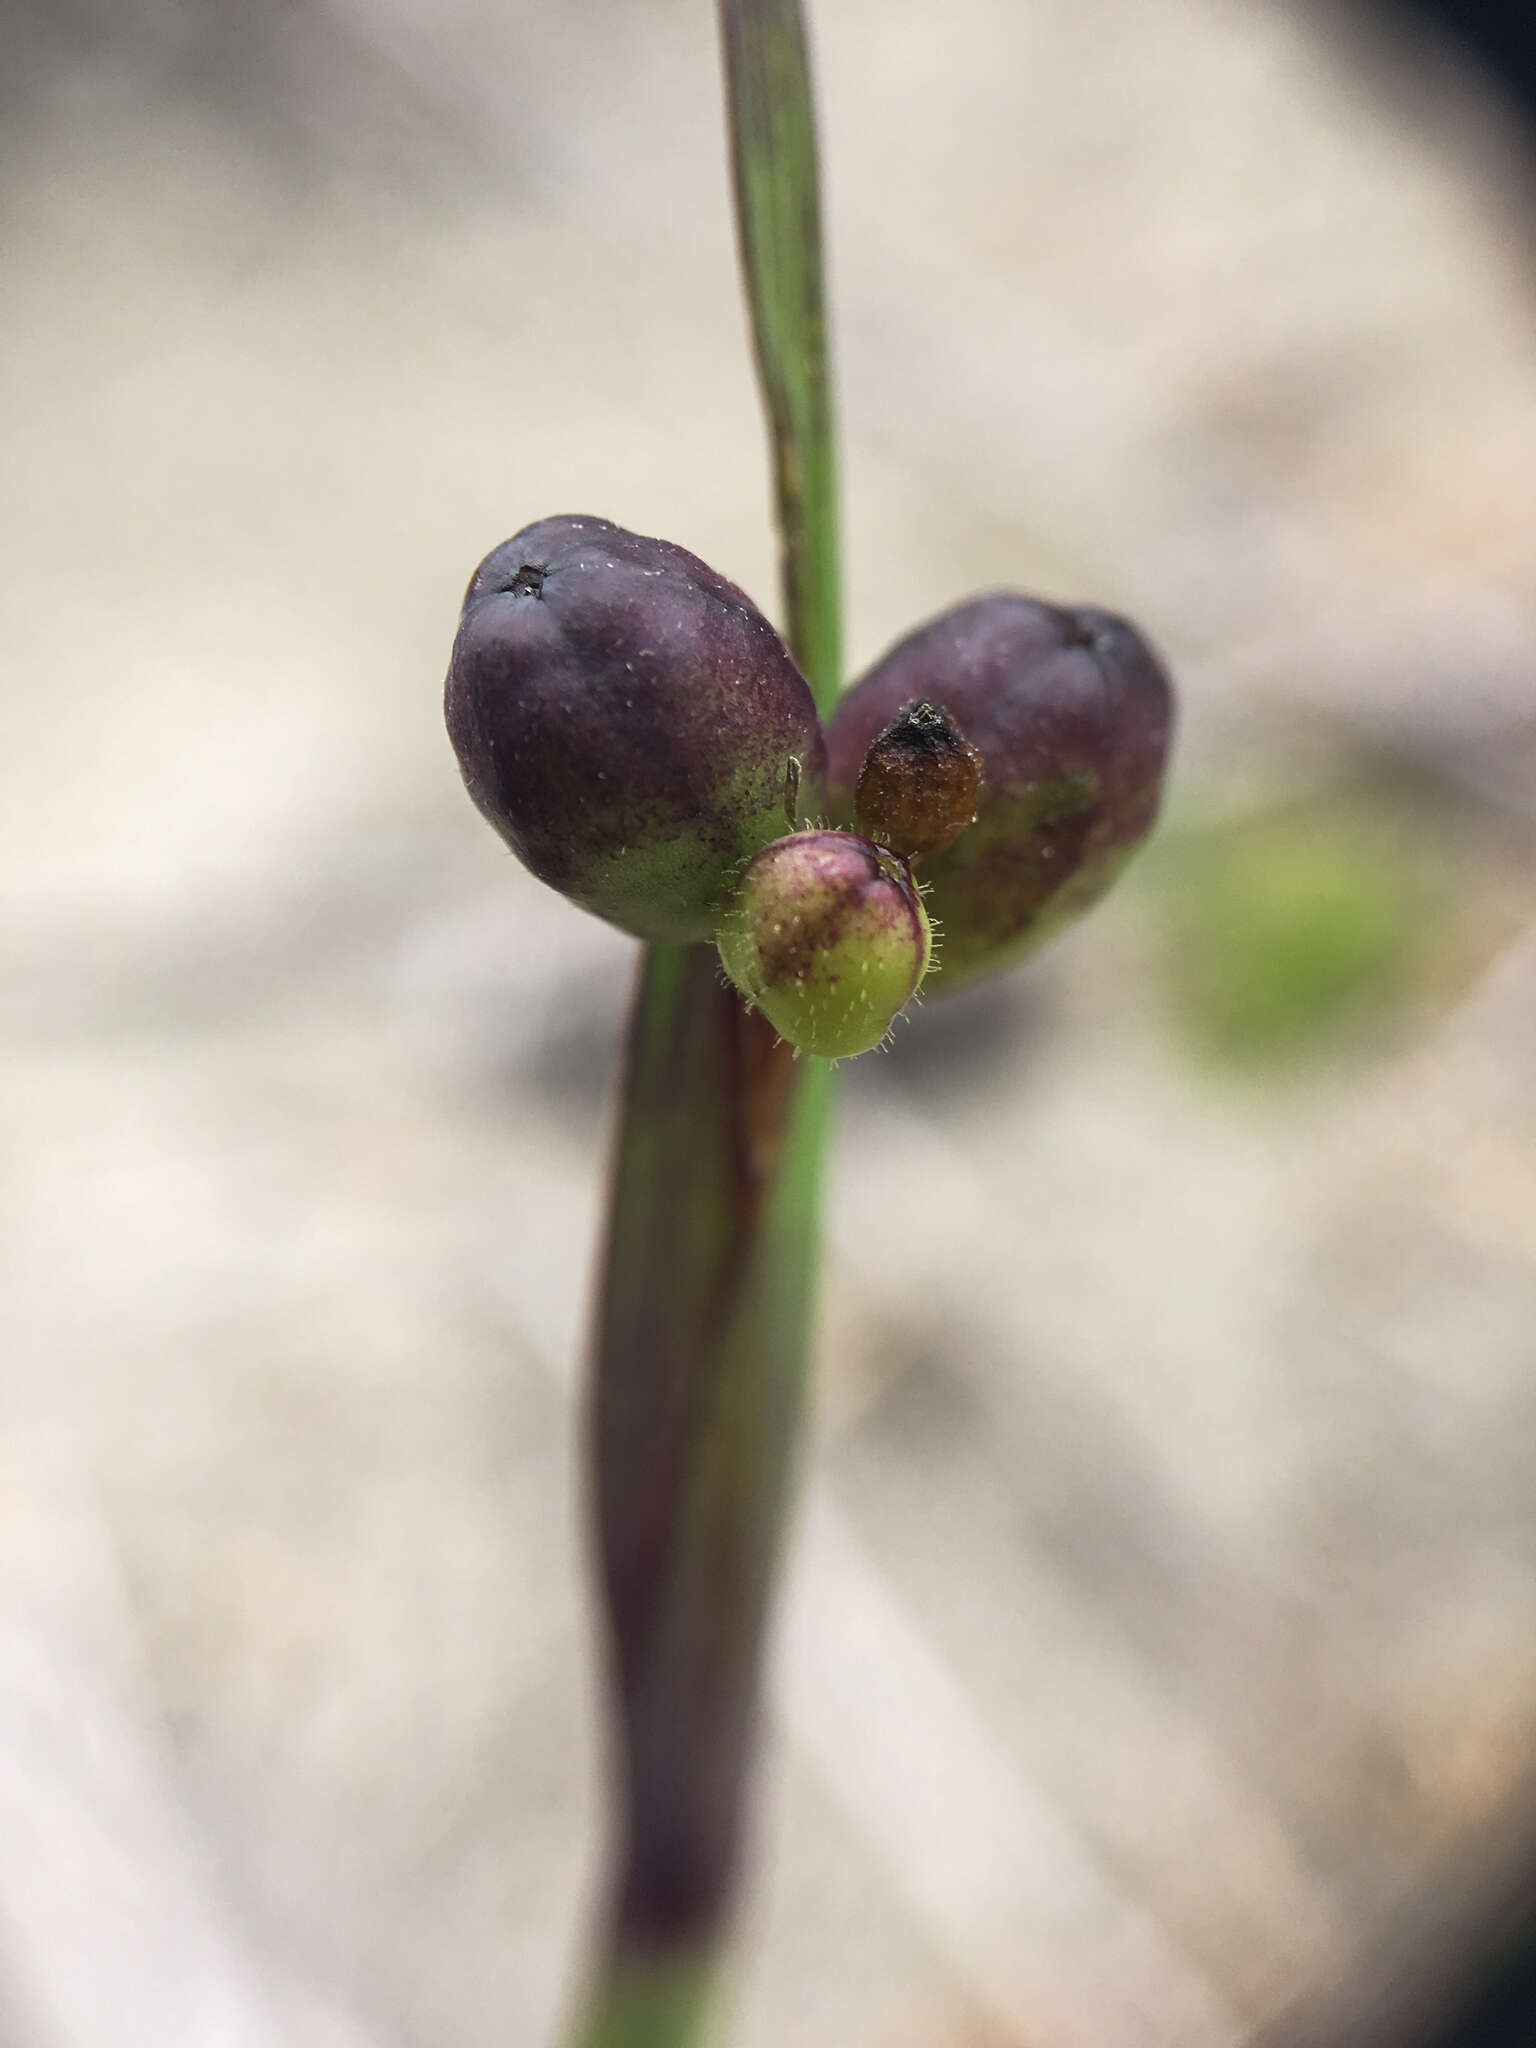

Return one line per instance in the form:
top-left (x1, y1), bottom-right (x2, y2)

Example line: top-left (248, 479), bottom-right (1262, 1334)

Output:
top-left (891, 701), bottom-right (958, 754)
top-left (1065, 606), bottom-right (1128, 660)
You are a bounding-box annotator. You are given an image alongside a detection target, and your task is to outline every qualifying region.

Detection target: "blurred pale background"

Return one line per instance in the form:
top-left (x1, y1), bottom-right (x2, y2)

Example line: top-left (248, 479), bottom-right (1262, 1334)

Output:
top-left (4, 1), bottom-right (1536, 2043)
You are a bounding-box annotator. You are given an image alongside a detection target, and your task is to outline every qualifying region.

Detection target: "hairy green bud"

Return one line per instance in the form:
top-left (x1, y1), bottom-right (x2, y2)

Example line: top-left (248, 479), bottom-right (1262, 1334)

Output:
top-left (717, 831), bottom-right (932, 1060)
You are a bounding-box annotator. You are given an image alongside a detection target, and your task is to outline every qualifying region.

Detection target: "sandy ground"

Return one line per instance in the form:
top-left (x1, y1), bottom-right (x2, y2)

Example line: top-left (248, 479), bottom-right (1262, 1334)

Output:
top-left (4, 2), bottom-right (1536, 2043)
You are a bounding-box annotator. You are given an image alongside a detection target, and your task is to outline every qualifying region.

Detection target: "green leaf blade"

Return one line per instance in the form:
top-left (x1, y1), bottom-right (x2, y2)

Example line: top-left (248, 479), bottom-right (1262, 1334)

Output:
top-left (720, 0), bottom-right (842, 710)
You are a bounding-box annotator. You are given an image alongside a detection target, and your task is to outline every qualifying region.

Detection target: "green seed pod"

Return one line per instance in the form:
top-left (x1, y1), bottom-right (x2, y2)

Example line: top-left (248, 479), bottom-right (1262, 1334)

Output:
top-left (827, 595), bottom-right (1173, 993)
top-left (445, 515), bottom-right (826, 943)
top-left (717, 831), bottom-right (932, 1060)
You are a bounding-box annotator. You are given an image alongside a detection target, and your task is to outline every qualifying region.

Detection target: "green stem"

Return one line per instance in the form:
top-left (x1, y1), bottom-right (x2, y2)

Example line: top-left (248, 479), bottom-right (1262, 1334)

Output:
top-left (721, 0), bottom-right (842, 712)
top-left (568, 1947), bottom-right (715, 2048)
top-left (568, 5), bottom-right (840, 2043)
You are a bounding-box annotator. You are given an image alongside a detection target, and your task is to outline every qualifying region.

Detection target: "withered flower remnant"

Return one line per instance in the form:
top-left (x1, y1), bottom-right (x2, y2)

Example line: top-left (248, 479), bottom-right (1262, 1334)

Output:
top-left (853, 699), bottom-right (984, 861)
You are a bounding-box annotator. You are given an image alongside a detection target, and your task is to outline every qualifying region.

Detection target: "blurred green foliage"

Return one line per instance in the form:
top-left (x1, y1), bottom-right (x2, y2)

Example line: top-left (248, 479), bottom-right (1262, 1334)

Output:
top-left (1153, 792), bottom-right (1444, 1069)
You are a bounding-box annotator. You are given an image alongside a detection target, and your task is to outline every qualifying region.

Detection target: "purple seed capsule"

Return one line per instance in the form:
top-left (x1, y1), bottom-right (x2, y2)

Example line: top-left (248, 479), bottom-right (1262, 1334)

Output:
top-left (827, 594), bottom-right (1173, 992)
top-left (445, 515), bottom-right (826, 943)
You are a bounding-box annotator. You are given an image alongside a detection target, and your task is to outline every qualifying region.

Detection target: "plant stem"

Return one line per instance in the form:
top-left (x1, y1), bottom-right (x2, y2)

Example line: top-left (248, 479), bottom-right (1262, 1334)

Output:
top-left (568, 4), bottom-right (840, 2043)
top-left (569, 1946), bottom-right (716, 2048)
top-left (721, 0), bottom-right (842, 713)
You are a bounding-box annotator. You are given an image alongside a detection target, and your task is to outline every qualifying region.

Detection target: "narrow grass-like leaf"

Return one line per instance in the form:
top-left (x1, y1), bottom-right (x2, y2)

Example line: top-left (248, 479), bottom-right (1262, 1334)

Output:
top-left (571, 949), bottom-right (827, 2048)
top-left (720, 0), bottom-right (841, 711)
top-left (570, 7), bottom-right (841, 2043)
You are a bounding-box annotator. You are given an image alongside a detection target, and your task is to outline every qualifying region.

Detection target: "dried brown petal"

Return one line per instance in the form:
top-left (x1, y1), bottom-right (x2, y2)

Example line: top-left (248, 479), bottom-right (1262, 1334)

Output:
top-left (853, 699), bottom-right (984, 861)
